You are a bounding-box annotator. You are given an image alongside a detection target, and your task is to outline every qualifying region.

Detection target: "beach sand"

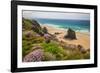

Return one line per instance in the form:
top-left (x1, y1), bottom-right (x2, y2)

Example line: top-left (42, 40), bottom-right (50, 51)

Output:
top-left (42, 25), bottom-right (90, 50)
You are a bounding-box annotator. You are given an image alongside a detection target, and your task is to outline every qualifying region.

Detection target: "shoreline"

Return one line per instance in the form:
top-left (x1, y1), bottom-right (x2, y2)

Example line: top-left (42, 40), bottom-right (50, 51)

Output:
top-left (41, 24), bottom-right (90, 35)
top-left (41, 25), bottom-right (90, 50)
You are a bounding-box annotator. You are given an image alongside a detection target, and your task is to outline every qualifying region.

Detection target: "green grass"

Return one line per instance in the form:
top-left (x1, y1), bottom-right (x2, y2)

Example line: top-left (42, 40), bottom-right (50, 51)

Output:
top-left (22, 30), bottom-right (45, 57)
top-left (41, 41), bottom-right (90, 60)
top-left (41, 41), bottom-right (69, 60)
top-left (22, 40), bottom-right (33, 57)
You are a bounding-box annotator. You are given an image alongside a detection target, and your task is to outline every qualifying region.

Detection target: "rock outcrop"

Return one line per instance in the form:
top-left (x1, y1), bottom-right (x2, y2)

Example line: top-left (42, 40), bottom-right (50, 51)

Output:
top-left (31, 20), bottom-right (43, 34)
top-left (64, 28), bottom-right (77, 40)
top-left (44, 34), bottom-right (51, 43)
top-left (77, 45), bottom-right (86, 53)
top-left (22, 18), bottom-right (44, 36)
top-left (42, 27), bottom-right (48, 33)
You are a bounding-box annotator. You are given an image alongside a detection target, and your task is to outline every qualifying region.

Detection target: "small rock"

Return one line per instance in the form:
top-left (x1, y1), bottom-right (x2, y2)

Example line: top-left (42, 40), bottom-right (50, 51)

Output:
top-left (68, 44), bottom-right (77, 50)
top-left (77, 45), bottom-right (86, 53)
top-left (44, 34), bottom-right (51, 43)
top-left (54, 32), bottom-right (61, 35)
top-left (25, 31), bottom-right (33, 38)
top-left (60, 42), bottom-right (77, 50)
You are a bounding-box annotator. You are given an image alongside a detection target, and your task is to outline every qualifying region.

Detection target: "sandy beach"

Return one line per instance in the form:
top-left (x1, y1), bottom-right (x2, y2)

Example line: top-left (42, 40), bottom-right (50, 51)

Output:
top-left (42, 25), bottom-right (90, 50)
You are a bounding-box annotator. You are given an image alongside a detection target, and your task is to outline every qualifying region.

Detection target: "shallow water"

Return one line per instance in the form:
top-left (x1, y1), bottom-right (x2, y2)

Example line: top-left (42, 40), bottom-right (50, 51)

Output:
top-left (35, 18), bottom-right (90, 33)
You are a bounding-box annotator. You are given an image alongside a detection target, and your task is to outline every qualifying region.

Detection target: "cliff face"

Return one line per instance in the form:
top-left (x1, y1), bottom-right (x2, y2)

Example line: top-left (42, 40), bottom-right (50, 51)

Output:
top-left (31, 20), bottom-right (43, 34)
top-left (22, 18), bottom-right (43, 35)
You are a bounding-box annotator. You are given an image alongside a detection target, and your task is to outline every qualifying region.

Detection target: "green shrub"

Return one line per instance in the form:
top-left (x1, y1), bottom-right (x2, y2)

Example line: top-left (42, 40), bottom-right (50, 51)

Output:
top-left (23, 19), bottom-right (33, 30)
top-left (56, 53), bottom-right (64, 60)
top-left (83, 51), bottom-right (90, 59)
top-left (41, 42), bottom-right (69, 60)
top-left (65, 50), bottom-right (84, 60)
top-left (32, 37), bottom-right (45, 44)
top-left (43, 52), bottom-right (56, 61)
top-left (41, 42), bottom-right (61, 54)
top-left (22, 40), bottom-right (33, 57)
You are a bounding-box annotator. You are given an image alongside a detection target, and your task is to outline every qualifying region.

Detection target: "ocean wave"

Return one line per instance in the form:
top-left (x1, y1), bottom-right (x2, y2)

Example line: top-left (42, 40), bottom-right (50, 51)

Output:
top-left (41, 23), bottom-right (89, 34)
top-left (43, 23), bottom-right (60, 28)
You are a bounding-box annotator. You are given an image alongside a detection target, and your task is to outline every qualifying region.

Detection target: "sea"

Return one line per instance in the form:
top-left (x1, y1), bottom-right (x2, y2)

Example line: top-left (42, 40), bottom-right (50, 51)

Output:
top-left (35, 18), bottom-right (90, 33)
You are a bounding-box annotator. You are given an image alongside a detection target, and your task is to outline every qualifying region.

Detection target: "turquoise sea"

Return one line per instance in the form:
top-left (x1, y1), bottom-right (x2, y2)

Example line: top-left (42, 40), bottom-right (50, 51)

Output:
top-left (35, 18), bottom-right (90, 33)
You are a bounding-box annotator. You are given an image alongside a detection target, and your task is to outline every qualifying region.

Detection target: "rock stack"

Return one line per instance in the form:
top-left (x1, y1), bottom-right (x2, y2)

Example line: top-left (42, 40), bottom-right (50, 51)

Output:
top-left (64, 28), bottom-right (77, 40)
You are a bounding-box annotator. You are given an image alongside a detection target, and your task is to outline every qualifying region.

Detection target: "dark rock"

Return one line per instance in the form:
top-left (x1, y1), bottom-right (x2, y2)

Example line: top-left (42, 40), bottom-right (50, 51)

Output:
top-left (44, 34), bottom-right (51, 43)
top-left (31, 20), bottom-right (45, 36)
top-left (22, 18), bottom-right (44, 36)
top-left (64, 28), bottom-right (77, 40)
top-left (77, 45), bottom-right (86, 53)
top-left (49, 34), bottom-right (57, 41)
top-left (32, 20), bottom-right (41, 30)
top-left (54, 32), bottom-right (61, 35)
top-left (87, 49), bottom-right (90, 52)
top-left (25, 31), bottom-right (33, 38)
top-left (68, 44), bottom-right (77, 50)
top-left (42, 27), bottom-right (48, 33)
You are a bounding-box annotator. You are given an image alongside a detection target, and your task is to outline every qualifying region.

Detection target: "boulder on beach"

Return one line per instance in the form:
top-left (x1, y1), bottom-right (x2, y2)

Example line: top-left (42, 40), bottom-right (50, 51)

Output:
top-left (54, 32), bottom-right (61, 35)
top-left (64, 28), bottom-right (77, 40)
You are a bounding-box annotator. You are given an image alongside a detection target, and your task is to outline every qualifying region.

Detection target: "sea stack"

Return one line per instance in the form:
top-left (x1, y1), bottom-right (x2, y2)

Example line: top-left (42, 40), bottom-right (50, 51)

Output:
top-left (64, 28), bottom-right (77, 40)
